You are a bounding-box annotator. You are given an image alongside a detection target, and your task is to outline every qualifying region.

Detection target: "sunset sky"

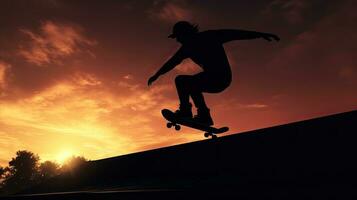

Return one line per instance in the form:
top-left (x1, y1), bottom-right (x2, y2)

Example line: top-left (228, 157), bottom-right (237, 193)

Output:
top-left (0, 0), bottom-right (356, 166)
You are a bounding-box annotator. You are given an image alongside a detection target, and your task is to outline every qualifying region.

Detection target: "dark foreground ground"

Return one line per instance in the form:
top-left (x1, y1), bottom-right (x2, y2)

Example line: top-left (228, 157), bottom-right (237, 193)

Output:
top-left (1, 110), bottom-right (356, 199)
top-left (2, 186), bottom-right (357, 200)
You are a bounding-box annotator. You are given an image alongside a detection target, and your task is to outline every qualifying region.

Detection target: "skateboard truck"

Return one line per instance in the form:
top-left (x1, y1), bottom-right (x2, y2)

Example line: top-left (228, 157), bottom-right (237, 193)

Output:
top-left (162, 109), bottom-right (228, 139)
top-left (166, 122), bottom-right (181, 131)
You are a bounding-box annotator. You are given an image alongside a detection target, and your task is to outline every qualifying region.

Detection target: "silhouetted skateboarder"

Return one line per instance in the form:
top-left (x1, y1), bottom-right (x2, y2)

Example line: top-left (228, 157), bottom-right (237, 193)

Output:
top-left (148, 21), bottom-right (280, 126)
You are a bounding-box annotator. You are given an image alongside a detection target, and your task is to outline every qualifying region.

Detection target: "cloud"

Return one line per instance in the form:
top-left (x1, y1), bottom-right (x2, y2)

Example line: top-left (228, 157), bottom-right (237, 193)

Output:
top-left (18, 20), bottom-right (96, 66)
top-left (0, 61), bottom-right (11, 92)
top-left (266, 0), bottom-right (357, 83)
top-left (244, 104), bottom-right (268, 109)
top-left (252, 0), bottom-right (357, 119)
top-left (0, 133), bottom-right (23, 166)
top-left (73, 72), bottom-right (102, 86)
top-left (149, 1), bottom-right (192, 23)
top-left (214, 98), bottom-right (269, 110)
top-left (263, 0), bottom-right (308, 24)
top-left (123, 74), bottom-right (133, 80)
top-left (0, 72), bottom-right (200, 164)
top-left (175, 60), bottom-right (202, 74)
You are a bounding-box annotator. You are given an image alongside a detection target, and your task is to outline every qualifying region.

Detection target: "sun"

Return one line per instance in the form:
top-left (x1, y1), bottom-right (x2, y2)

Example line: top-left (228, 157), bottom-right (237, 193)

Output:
top-left (56, 150), bottom-right (74, 164)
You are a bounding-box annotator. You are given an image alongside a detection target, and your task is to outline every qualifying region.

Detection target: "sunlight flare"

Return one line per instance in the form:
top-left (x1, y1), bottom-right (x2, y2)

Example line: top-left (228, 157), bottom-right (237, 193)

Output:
top-left (56, 150), bottom-right (74, 164)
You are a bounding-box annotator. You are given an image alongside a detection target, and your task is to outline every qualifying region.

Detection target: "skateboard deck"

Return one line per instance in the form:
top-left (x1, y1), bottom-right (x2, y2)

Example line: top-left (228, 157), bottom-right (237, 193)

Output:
top-left (161, 109), bottom-right (229, 139)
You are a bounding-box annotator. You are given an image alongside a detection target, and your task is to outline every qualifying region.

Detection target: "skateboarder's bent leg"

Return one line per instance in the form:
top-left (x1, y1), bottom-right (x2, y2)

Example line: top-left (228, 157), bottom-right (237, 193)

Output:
top-left (175, 73), bottom-right (213, 125)
top-left (189, 73), bottom-right (215, 125)
top-left (191, 92), bottom-right (209, 111)
top-left (191, 92), bottom-right (213, 126)
top-left (190, 72), bottom-right (231, 125)
top-left (174, 75), bottom-right (193, 118)
top-left (175, 72), bottom-right (230, 125)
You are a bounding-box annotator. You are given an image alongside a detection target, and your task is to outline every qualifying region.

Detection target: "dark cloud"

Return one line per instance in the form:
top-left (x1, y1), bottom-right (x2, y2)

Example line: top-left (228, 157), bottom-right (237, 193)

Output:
top-left (256, 0), bottom-right (357, 117)
top-left (148, 1), bottom-right (193, 23)
top-left (263, 0), bottom-right (308, 24)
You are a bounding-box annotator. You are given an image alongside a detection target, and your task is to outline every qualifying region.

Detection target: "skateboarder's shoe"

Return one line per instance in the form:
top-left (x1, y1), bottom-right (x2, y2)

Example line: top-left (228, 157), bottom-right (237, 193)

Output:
top-left (193, 108), bottom-right (214, 126)
top-left (174, 103), bottom-right (193, 119)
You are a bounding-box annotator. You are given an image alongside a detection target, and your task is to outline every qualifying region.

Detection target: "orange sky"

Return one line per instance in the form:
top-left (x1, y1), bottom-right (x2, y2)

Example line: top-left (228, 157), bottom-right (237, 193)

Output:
top-left (0, 0), bottom-right (356, 166)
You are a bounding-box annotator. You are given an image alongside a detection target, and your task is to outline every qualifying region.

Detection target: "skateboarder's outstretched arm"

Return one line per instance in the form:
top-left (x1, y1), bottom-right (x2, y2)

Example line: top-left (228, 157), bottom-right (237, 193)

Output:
top-left (148, 47), bottom-right (187, 86)
top-left (212, 29), bottom-right (280, 43)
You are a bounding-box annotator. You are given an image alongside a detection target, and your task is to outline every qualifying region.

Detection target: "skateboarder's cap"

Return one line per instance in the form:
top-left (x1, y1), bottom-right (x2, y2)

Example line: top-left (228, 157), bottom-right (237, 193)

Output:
top-left (168, 21), bottom-right (199, 38)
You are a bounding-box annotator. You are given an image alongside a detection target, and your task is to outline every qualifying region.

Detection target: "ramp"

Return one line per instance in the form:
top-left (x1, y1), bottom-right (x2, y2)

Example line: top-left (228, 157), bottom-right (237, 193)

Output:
top-left (4, 110), bottom-right (357, 199)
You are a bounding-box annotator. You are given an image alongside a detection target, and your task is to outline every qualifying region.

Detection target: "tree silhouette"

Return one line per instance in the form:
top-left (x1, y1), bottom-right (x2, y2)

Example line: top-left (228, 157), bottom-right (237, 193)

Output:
top-left (0, 166), bottom-right (5, 187)
top-left (0, 166), bottom-right (4, 179)
top-left (0, 151), bottom-right (89, 195)
top-left (3, 150), bottom-right (39, 193)
top-left (61, 156), bottom-right (87, 174)
top-left (38, 161), bottom-right (60, 181)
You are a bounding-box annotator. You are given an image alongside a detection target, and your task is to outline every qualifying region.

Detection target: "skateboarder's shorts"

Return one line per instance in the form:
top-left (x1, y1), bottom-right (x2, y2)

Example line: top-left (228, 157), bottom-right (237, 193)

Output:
top-left (175, 72), bottom-right (231, 93)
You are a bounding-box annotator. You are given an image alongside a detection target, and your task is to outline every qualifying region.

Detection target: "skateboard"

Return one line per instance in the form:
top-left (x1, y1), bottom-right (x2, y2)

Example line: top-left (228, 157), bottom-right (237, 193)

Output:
top-left (161, 109), bottom-right (229, 139)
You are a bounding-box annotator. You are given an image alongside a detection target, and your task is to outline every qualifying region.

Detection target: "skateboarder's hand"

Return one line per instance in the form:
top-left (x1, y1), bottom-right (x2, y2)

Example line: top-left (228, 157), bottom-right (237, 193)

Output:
top-left (262, 33), bottom-right (280, 42)
top-left (148, 74), bottom-right (159, 86)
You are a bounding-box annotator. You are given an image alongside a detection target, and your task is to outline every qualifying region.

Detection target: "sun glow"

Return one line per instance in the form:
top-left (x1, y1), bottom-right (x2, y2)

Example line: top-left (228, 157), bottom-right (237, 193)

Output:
top-left (56, 150), bottom-right (74, 164)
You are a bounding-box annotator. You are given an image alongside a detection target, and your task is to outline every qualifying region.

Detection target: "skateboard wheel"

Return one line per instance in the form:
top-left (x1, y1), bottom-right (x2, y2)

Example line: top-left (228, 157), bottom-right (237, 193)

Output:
top-left (174, 125), bottom-right (181, 131)
top-left (204, 132), bottom-right (211, 138)
top-left (211, 135), bottom-right (218, 139)
top-left (167, 123), bottom-right (173, 128)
